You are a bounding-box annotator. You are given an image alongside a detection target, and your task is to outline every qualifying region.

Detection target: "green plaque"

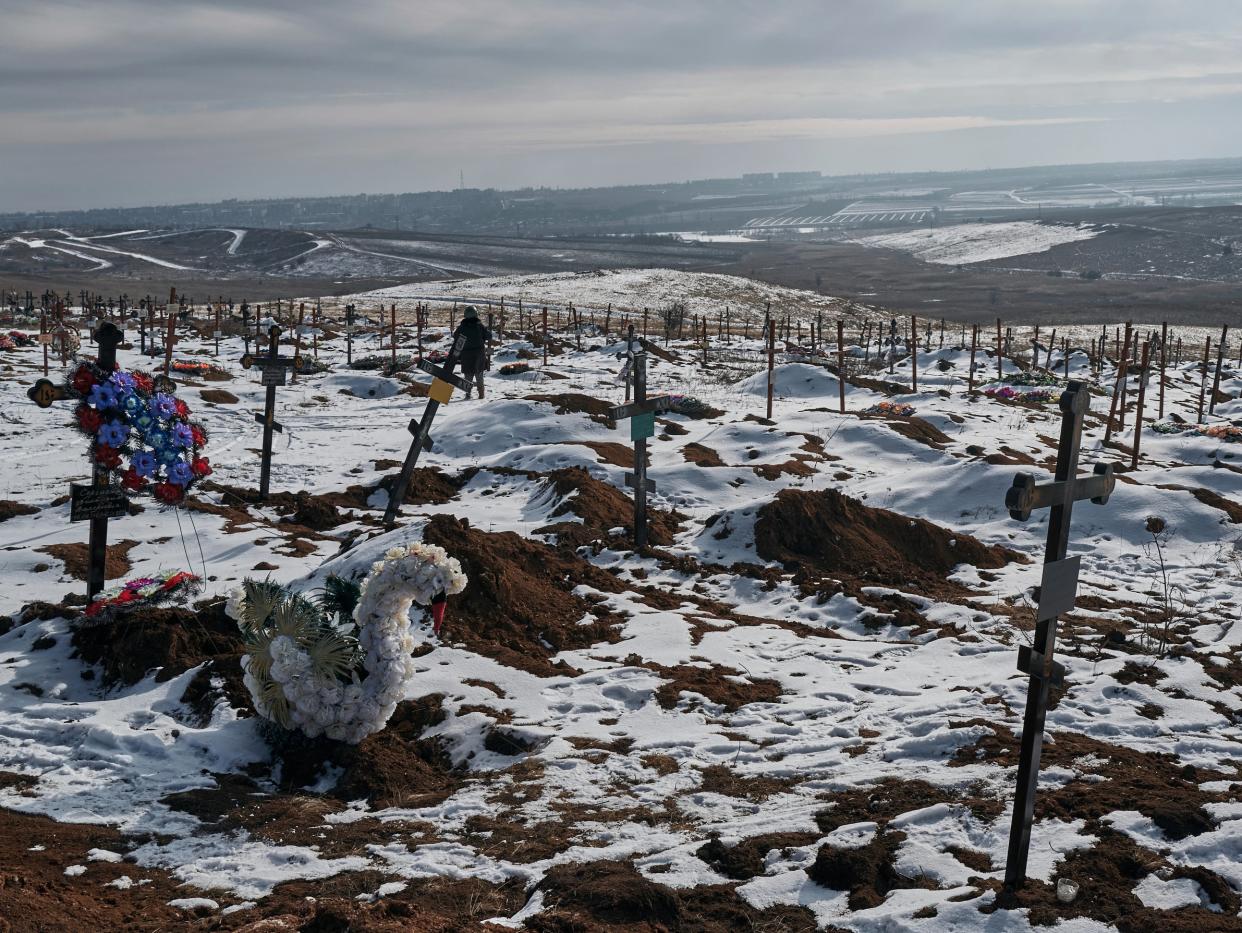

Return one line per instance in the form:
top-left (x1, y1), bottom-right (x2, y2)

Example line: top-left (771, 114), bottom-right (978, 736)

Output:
top-left (630, 411), bottom-right (655, 441)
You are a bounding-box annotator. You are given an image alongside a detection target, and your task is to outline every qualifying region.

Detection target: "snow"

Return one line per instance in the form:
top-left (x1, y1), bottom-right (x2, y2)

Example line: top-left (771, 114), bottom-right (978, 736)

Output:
top-left (849, 222), bottom-right (1101, 265)
top-left (0, 303), bottom-right (1239, 929)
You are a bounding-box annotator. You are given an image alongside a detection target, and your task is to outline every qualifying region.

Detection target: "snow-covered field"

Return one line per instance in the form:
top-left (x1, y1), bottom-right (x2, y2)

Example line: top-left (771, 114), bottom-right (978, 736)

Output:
top-left (0, 304), bottom-right (1239, 930)
top-left (849, 222), bottom-right (1102, 265)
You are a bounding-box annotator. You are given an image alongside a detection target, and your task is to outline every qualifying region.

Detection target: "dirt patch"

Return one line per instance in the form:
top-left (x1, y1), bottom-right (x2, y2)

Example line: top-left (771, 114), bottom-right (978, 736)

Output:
top-left (422, 514), bottom-right (628, 677)
top-left (71, 601), bottom-right (246, 689)
top-left (697, 764), bottom-right (796, 801)
top-left (809, 831), bottom-right (934, 911)
top-left (755, 488), bottom-right (1018, 593)
top-left (536, 466), bottom-right (679, 548)
top-left (815, 778), bottom-right (977, 833)
top-left (199, 388), bottom-right (239, 404)
top-left (681, 443), bottom-right (725, 467)
top-left (373, 468), bottom-right (461, 506)
top-left (696, 832), bottom-right (819, 880)
top-left (568, 440), bottom-right (643, 469)
top-left (650, 661), bottom-right (782, 712)
top-left (859, 413), bottom-right (952, 449)
top-left (526, 392), bottom-right (615, 425)
top-left (37, 539), bottom-right (139, 582)
top-left (753, 457), bottom-right (818, 480)
top-left (0, 500), bottom-right (38, 522)
top-left (527, 859), bottom-right (818, 932)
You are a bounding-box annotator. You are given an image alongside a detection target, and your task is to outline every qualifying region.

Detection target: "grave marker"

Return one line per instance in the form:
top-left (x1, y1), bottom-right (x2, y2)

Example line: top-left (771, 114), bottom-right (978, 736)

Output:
top-left (608, 326), bottom-right (671, 549)
top-left (241, 326), bottom-right (297, 499)
top-left (382, 334), bottom-right (470, 527)
top-left (1000, 380), bottom-right (1117, 893)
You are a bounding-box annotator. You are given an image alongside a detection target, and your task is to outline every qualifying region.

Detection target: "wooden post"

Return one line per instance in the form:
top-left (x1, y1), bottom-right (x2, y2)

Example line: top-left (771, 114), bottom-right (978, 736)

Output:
top-left (312, 301), bottom-right (320, 360)
top-left (996, 317), bottom-right (1003, 381)
top-left (1158, 322), bottom-right (1168, 419)
top-left (214, 302), bottom-right (222, 357)
top-left (766, 319), bottom-right (776, 421)
top-left (40, 305), bottom-right (48, 377)
top-left (1209, 325), bottom-right (1229, 416)
top-left (837, 320), bottom-right (846, 414)
top-left (1103, 326), bottom-right (1133, 446)
top-left (163, 305), bottom-right (176, 377)
top-left (86, 323), bottom-right (124, 599)
top-left (968, 324), bottom-right (979, 395)
top-left (292, 304), bottom-right (305, 383)
top-left (910, 315), bottom-right (918, 392)
top-left (542, 307), bottom-right (549, 366)
top-left (1197, 337), bottom-right (1211, 424)
top-left (390, 304), bottom-right (397, 369)
top-left (1131, 341), bottom-right (1150, 470)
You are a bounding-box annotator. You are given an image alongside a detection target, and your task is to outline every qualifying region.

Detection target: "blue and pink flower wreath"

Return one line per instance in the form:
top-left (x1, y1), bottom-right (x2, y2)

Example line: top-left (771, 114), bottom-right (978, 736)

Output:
top-left (68, 360), bottom-right (212, 505)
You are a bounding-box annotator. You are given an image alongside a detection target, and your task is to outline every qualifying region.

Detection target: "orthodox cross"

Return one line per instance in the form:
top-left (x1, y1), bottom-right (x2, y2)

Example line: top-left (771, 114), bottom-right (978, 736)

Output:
top-left (27, 322), bottom-right (129, 599)
top-left (241, 326), bottom-right (296, 499)
top-left (608, 325), bottom-right (671, 549)
top-left (1001, 380), bottom-right (1116, 892)
top-left (381, 333), bottom-right (470, 527)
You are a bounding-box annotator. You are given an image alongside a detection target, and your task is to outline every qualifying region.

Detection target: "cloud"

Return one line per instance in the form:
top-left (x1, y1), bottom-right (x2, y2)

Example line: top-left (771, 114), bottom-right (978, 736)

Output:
top-left (1, 0), bottom-right (1241, 210)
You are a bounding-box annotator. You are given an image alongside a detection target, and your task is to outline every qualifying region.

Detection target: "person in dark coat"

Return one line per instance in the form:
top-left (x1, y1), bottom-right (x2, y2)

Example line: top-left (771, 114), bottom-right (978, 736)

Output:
top-left (454, 306), bottom-right (491, 399)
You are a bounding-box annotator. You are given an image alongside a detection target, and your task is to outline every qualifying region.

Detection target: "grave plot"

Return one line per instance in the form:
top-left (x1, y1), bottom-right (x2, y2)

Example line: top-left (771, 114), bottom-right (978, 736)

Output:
top-left (0, 304), bottom-right (1239, 932)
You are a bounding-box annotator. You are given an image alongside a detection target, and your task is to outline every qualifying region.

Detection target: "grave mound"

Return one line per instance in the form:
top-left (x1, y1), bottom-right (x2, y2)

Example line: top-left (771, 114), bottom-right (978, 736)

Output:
top-left (536, 466), bottom-right (678, 547)
top-left (422, 514), bottom-right (627, 677)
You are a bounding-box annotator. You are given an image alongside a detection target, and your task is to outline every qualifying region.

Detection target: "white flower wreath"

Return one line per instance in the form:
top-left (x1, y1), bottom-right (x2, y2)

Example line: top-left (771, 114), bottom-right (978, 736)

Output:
top-left (230, 542), bottom-right (467, 744)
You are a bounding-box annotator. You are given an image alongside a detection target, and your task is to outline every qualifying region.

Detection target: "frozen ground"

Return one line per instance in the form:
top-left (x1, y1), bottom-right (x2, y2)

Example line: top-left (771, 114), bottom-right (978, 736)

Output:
top-left (0, 305), bottom-right (1240, 930)
top-left (847, 222), bottom-right (1102, 266)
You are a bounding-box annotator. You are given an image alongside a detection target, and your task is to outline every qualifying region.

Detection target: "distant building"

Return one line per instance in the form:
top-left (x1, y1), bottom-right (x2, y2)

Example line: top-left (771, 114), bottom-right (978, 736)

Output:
top-left (776, 171), bottom-right (822, 182)
top-left (742, 173), bottom-right (775, 184)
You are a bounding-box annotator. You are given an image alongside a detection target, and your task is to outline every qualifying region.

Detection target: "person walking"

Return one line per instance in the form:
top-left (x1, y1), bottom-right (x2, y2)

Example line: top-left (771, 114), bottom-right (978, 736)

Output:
top-left (454, 306), bottom-right (491, 399)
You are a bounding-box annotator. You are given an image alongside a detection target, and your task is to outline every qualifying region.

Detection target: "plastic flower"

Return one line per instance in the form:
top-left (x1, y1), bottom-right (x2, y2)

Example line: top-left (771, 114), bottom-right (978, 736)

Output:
top-left (132, 372), bottom-right (153, 393)
top-left (72, 365), bottom-right (98, 395)
top-left (152, 393), bottom-right (177, 419)
top-left (109, 371), bottom-right (135, 393)
top-left (88, 382), bottom-right (119, 409)
top-left (154, 482), bottom-right (183, 504)
top-left (95, 443), bottom-right (122, 470)
top-left (167, 460), bottom-right (193, 486)
top-left (132, 410), bottom-right (155, 434)
top-left (145, 428), bottom-right (168, 449)
top-left (174, 398), bottom-right (190, 418)
top-left (97, 419), bottom-right (129, 447)
top-left (190, 425), bottom-right (207, 447)
top-left (131, 450), bottom-right (156, 478)
top-left (76, 404), bottom-right (102, 434)
top-left (121, 394), bottom-right (144, 417)
top-left (191, 457), bottom-right (212, 478)
top-left (157, 446), bottom-right (181, 466)
top-left (121, 467), bottom-right (146, 490)
top-left (170, 423), bottom-right (194, 448)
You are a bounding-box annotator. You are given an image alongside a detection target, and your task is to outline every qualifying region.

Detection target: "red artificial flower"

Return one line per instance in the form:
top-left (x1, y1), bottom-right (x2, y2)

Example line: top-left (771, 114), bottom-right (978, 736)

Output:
top-left (174, 398), bottom-right (190, 418)
top-left (72, 365), bottom-right (97, 395)
top-left (116, 589), bottom-right (136, 603)
top-left (154, 482), bottom-right (183, 504)
top-left (76, 404), bottom-right (102, 434)
top-left (121, 468), bottom-right (146, 490)
top-left (132, 372), bottom-right (153, 393)
top-left (190, 425), bottom-right (207, 447)
top-left (191, 457), bottom-right (212, 478)
top-left (95, 443), bottom-right (122, 470)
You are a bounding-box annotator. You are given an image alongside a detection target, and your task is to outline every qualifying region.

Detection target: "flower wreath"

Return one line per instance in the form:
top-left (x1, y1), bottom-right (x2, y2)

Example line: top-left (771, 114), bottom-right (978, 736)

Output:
top-left (83, 570), bottom-right (202, 622)
top-left (231, 542), bottom-right (467, 744)
top-left (68, 359), bottom-right (212, 505)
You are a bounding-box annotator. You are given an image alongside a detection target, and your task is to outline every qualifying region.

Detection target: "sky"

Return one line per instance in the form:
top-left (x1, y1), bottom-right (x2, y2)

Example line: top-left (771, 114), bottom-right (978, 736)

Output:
top-left (3, 0), bottom-right (1242, 212)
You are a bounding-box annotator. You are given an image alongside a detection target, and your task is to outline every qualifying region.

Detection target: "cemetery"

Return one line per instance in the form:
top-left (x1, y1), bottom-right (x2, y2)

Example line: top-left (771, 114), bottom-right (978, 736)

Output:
top-left (0, 289), bottom-right (1240, 931)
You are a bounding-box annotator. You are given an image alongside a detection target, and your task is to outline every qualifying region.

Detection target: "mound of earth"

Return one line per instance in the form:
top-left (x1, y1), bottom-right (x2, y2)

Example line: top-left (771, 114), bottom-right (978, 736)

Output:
top-left (754, 488), bottom-right (1017, 590)
top-left (37, 540), bottom-right (139, 582)
top-left (199, 388), bottom-right (238, 404)
top-left (525, 392), bottom-right (614, 425)
top-left (536, 466), bottom-right (679, 547)
top-left (0, 499), bottom-right (38, 523)
top-left (422, 514), bottom-right (627, 677)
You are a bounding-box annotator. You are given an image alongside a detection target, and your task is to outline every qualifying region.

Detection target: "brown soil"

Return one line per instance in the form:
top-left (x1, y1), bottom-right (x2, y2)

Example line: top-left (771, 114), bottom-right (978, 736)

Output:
top-left (753, 457), bottom-right (818, 480)
top-left (0, 500), bottom-right (38, 522)
top-left (536, 466), bottom-right (679, 547)
top-left (422, 514), bottom-right (628, 677)
top-left (808, 830), bottom-right (934, 910)
top-left (681, 443), bottom-right (725, 467)
top-left (71, 601), bottom-right (245, 689)
top-left (37, 539), bottom-right (139, 582)
top-left (526, 859), bottom-right (818, 932)
top-left (859, 414), bottom-right (952, 449)
top-left (372, 468), bottom-right (461, 506)
top-left (568, 441), bottom-right (643, 469)
top-left (200, 388), bottom-right (239, 404)
top-left (525, 393), bottom-right (615, 425)
top-left (754, 488), bottom-right (1017, 592)
top-left (695, 832), bottom-right (819, 880)
top-left (650, 661), bottom-right (782, 712)
top-left (814, 778), bottom-right (992, 833)
top-left (696, 765), bottom-right (795, 801)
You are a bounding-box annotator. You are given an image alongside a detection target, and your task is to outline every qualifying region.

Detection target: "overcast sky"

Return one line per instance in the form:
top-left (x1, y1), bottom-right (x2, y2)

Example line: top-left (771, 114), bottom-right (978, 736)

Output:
top-left (3, 0), bottom-right (1242, 211)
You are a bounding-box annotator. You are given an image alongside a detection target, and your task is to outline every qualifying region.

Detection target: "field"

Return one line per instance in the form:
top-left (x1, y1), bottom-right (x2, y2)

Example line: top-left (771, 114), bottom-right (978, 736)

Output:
top-left (0, 294), bottom-right (1240, 931)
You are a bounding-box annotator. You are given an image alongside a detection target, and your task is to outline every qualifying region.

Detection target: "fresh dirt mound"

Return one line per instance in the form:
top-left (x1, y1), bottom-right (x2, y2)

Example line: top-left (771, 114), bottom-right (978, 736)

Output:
top-left (808, 831), bottom-right (933, 911)
top-left (754, 488), bottom-right (1017, 591)
top-left (0, 500), bottom-right (38, 522)
top-left (883, 415), bottom-right (952, 448)
top-left (567, 440), bottom-right (642, 469)
top-left (814, 777), bottom-right (994, 833)
top-left (71, 601), bottom-right (246, 691)
top-left (525, 392), bottom-right (614, 425)
top-left (536, 466), bottom-right (679, 547)
top-left (37, 540), bottom-right (139, 582)
top-left (695, 832), bottom-right (819, 880)
top-left (373, 467), bottom-right (462, 506)
top-left (527, 859), bottom-right (818, 932)
top-left (681, 443), bottom-right (724, 467)
top-left (650, 661), bottom-right (782, 712)
top-left (422, 514), bottom-right (628, 677)
top-left (199, 388), bottom-right (239, 404)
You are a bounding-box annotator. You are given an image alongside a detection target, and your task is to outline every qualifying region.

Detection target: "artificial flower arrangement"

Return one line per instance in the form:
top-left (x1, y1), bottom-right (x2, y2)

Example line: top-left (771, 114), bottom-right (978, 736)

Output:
top-left (664, 394), bottom-right (724, 419)
top-left (68, 359), bottom-right (211, 505)
top-left (82, 570), bottom-right (202, 622)
top-left (0, 335), bottom-right (14, 351)
top-left (983, 384), bottom-right (1062, 404)
top-left (8, 330), bottom-right (36, 347)
top-left (862, 401), bottom-right (917, 417)
top-left (498, 361), bottom-right (531, 375)
top-left (230, 542), bottom-right (467, 744)
top-left (170, 359), bottom-right (225, 377)
top-left (1151, 420), bottom-right (1242, 442)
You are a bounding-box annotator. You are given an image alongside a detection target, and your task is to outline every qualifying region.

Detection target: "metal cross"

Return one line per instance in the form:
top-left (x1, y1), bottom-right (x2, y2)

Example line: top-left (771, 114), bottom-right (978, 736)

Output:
top-left (241, 326), bottom-right (296, 500)
top-left (608, 325), bottom-right (671, 549)
top-left (382, 333), bottom-right (469, 527)
top-left (1001, 380), bottom-right (1116, 891)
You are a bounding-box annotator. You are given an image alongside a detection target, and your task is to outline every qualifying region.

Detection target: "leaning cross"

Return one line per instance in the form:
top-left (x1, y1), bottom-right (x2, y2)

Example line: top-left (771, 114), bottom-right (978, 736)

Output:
top-left (241, 325), bottom-right (296, 500)
top-left (1001, 380), bottom-right (1116, 892)
top-left (608, 325), bottom-right (671, 549)
top-left (27, 322), bottom-right (129, 600)
top-left (382, 334), bottom-right (470, 527)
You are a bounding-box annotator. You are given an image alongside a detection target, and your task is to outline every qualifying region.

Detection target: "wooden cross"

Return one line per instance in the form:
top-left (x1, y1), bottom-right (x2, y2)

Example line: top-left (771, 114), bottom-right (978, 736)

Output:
top-left (241, 326), bottom-right (296, 499)
top-left (608, 325), bottom-right (671, 549)
top-left (27, 322), bottom-right (128, 599)
top-left (382, 333), bottom-right (470, 527)
top-left (1001, 380), bottom-right (1116, 892)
